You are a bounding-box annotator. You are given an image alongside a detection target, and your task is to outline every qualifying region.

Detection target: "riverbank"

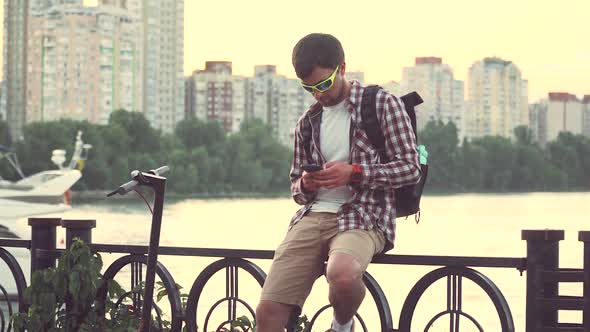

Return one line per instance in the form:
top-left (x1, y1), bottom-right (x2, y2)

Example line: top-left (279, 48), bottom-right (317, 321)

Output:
top-left (71, 190), bottom-right (291, 202)
top-left (72, 188), bottom-right (589, 202)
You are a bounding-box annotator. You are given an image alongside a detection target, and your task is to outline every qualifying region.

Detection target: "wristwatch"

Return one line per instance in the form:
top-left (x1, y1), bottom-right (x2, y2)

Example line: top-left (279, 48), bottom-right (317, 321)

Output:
top-left (350, 164), bottom-right (362, 184)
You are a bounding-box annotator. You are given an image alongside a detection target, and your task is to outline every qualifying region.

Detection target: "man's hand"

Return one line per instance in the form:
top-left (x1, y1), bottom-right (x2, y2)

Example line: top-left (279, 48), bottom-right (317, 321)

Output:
top-left (301, 171), bottom-right (321, 193)
top-left (312, 161), bottom-right (353, 189)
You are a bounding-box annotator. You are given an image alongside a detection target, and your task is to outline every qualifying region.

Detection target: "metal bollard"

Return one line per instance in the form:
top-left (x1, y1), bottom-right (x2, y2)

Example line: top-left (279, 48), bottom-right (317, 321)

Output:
top-left (28, 217), bottom-right (61, 276)
top-left (522, 229), bottom-right (564, 332)
top-left (60, 219), bottom-right (96, 248)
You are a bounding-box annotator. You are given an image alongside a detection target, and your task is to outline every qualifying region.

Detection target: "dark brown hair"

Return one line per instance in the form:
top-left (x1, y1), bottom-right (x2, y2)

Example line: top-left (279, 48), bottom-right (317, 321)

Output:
top-left (292, 33), bottom-right (345, 79)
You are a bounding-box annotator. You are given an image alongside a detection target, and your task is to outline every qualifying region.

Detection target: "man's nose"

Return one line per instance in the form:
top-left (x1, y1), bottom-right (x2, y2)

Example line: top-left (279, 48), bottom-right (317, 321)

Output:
top-left (313, 90), bottom-right (324, 98)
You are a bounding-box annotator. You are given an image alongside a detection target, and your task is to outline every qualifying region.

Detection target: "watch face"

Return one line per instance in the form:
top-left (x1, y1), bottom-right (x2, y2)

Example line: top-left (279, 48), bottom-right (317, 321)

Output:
top-left (352, 170), bottom-right (362, 180)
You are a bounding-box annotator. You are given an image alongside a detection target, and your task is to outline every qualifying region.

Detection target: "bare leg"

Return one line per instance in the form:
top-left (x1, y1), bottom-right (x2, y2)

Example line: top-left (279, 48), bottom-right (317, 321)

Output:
top-left (255, 300), bottom-right (294, 332)
top-left (326, 252), bottom-right (365, 324)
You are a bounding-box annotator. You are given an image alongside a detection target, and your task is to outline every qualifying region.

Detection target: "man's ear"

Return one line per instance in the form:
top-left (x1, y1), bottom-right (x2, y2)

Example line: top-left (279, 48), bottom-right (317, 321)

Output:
top-left (339, 62), bottom-right (346, 76)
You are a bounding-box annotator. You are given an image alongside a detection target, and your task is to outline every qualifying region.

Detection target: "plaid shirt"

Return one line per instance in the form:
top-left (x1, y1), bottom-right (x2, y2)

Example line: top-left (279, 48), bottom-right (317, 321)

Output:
top-left (289, 80), bottom-right (421, 252)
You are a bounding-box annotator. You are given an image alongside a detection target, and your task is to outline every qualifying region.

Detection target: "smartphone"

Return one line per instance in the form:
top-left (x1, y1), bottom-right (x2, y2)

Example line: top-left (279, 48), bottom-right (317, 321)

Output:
top-left (302, 164), bottom-right (323, 172)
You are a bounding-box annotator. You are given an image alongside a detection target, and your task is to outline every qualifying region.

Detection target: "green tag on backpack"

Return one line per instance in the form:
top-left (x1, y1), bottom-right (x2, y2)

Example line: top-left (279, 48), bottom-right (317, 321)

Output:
top-left (418, 145), bottom-right (428, 165)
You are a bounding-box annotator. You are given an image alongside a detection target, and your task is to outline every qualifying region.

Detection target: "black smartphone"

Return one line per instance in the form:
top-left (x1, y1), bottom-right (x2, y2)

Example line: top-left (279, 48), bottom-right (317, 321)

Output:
top-left (302, 164), bottom-right (323, 172)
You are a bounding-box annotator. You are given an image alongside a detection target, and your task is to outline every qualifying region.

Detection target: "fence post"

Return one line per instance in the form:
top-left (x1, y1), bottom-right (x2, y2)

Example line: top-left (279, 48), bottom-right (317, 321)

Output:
top-left (28, 217), bottom-right (61, 276)
top-left (522, 229), bottom-right (564, 332)
top-left (61, 219), bottom-right (96, 248)
top-left (579, 231), bottom-right (590, 330)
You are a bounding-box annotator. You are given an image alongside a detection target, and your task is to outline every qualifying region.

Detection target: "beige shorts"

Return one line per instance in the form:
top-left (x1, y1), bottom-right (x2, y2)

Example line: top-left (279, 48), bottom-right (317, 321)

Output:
top-left (260, 212), bottom-right (386, 308)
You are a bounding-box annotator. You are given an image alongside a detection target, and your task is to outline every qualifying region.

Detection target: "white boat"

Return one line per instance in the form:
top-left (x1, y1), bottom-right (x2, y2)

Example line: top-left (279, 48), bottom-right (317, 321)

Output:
top-left (0, 131), bottom-right (91, 219)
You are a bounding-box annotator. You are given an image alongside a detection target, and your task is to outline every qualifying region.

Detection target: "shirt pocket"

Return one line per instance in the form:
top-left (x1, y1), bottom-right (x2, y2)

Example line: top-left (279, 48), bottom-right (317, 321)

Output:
top-left (351, 129), bottom-right (380, 164)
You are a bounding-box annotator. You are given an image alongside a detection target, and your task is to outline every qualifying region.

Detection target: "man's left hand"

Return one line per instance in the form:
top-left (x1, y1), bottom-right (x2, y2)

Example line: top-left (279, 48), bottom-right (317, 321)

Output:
top-left (312, 161), bottom-right (353, 189)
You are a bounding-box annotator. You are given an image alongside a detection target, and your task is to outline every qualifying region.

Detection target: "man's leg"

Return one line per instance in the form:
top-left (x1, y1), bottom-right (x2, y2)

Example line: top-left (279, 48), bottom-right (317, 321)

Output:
top-left (255, 300), bottom-right (294, 332)
top-left (326, 252), bottom-right (365, 324)
top-left (326, 228), bottom-right (386, 327)
top-left (256, 213), bottom-right (327, 331)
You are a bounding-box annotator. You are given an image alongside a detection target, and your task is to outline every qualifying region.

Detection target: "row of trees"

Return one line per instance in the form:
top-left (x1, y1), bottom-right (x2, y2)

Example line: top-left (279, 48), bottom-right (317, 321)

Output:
top-left (1, 111), bottom-right (589, 194)
top-left (420, 122), bottom-right (590, 192)
top-left (0, 110), bottom-right (292, 194)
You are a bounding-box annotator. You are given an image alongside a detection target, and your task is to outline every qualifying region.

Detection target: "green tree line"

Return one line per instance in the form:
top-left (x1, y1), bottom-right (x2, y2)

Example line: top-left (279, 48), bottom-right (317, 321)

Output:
top-left (0, 110), bottom-right (292, 195)
top-left (1, 111), bottom-right (589, 194)
top-left (420, 121), bottom-right (590, 192)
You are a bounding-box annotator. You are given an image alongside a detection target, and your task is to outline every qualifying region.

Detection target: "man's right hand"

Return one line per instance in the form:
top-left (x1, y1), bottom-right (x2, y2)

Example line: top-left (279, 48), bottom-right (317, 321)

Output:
top-left (301, 171), bottom-right (320, 193)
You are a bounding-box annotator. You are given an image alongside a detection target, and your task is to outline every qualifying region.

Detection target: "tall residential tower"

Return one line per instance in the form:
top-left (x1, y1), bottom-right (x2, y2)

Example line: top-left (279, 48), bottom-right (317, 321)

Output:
top-left (1, 0), bottom-right (30, 140)
top-left (100, 0), bottom-right (185, 132)
top-left (26, 5), bottom-right (142, 124)
top-left (466, 57), bottom-right (529, 139)
top-left (401, 57), bottom-right (465, 140)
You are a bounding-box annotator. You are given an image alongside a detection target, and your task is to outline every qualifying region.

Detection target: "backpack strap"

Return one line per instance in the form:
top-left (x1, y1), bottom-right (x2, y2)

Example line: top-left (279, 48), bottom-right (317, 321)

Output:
top-left (361, 88), bottom-right (424, 158)
top-left (400, 91), bottom-right (423, 140)
top-left (361, 85), bottom-right (388, 162)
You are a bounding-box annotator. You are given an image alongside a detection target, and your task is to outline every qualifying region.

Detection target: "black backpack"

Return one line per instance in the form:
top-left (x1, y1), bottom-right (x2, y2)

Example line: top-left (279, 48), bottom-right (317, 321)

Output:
top-left (360, 85), bottom-right (428, 221)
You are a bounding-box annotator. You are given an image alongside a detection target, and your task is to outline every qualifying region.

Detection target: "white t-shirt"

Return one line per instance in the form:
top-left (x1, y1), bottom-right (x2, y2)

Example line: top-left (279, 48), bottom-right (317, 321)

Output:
top-left (310, 100), bottom-right (352, 213)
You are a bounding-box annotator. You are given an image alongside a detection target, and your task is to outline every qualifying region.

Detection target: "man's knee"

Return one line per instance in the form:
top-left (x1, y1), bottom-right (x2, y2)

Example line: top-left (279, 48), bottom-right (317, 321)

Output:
top-left (256, 300), bottom-right (293, 326)
top-left (326, 253), bottom-right (364, 292)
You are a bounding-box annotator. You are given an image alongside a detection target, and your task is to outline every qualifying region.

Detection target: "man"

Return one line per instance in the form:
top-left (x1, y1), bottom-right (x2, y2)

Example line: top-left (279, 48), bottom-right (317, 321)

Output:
top-left (255, 33), bottom-right (421, 332)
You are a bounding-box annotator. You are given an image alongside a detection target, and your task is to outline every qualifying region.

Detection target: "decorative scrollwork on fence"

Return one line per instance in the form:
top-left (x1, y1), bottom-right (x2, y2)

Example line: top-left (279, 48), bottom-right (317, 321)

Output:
top-left (98, 254), bottom-right (183, 331)
top-left (0, 248), bottom-right (27, 332)
top-left (184, 258), bottom-right (267, 332)
top-left (398, 266), bottom-right (515, 332)
top-left (297, 271), bottom-right (392, 332)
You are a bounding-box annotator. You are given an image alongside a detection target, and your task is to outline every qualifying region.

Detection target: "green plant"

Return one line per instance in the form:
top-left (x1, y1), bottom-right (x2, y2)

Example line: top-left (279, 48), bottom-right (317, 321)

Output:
top-left (153, 280), bottom-right (189, 331)
top-left (11, 239), bottom-right (144, 331)
top-left (9, 238), bottom-right (307, 331)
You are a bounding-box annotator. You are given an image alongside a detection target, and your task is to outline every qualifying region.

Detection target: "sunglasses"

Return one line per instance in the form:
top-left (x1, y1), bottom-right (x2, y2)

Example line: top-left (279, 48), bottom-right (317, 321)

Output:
top-left (300, 65), bottom-right (340, 93)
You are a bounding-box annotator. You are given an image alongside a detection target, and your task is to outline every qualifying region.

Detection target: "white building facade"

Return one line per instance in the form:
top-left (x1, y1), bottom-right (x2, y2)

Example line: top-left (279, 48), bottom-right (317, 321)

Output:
top-left (100, 0), bottom-right (185, 133)
top-left (1, 0), bottom-right (30, 140)
top-left (251, 65), bottom-right (314, 147)
top-left (466, 57), bottom-right (529, 139)
top-left (26, 5), bottom-right (142, 124)
top-left (190, 61), bottom-right (245, 133)
top-left (401, 57), bottom-right (465, 139)
top-left (187, 63), bottom-right (314, 147)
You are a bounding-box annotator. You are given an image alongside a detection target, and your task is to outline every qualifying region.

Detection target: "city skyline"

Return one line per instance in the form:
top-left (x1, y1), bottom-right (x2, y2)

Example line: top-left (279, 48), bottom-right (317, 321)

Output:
top-left (0, 0), bottom-right (588, 102)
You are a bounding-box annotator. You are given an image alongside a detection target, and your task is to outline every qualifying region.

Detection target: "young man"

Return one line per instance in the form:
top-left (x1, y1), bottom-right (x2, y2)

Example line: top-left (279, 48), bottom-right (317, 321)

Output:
top-left (255, 33), bottom-right (421, 332)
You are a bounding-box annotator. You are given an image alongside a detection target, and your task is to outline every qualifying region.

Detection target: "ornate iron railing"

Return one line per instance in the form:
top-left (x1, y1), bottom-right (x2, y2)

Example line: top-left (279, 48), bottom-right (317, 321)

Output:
top-left (1, 219), bottom-right (589, 331)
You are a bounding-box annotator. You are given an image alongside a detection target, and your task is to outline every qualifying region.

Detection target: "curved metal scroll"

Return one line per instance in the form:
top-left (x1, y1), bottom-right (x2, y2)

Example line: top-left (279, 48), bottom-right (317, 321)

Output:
top-left (301, 271), bottom-right (393, 332)
top-left (399, 266), bottom-right (514, 332)
top-left (184, 258), bottom-right (267, 332)
top-left (98, 254), bottom-right (183, 331)
top-left (0, 247), bottom-right (27, 314)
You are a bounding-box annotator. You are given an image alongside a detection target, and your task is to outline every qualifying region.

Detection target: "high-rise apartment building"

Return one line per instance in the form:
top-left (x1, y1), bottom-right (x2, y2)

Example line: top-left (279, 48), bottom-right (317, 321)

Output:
top-left (190, 61), bottom-right (245, 133)
top-left (529, 101), bottom-right (548, 145)
top-left (187, 63), bottom-right (314, 146)
top-left (530, 93), bottom-right (590, 146)
top-left (1, 0), bottom-right (30, 140)
top-left (466, 57), bottom-right (529, 139)
top-left (185, 76), bottom-right (195, 120)
top-left (100, 0), bottom-right (184, 133)
top-left (401, 57), bottom-right (465, 139)
top-left (26, 5), bottom-right (142, 124)
top-left (546, 92), bottom-right (584, 142)
top-left (252, 65), bottom-right (314, 146)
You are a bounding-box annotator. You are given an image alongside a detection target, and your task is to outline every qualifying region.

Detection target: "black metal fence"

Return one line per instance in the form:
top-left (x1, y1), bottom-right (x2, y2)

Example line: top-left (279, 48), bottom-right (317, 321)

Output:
top-left (0, 218), bottom-right (589, 331)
